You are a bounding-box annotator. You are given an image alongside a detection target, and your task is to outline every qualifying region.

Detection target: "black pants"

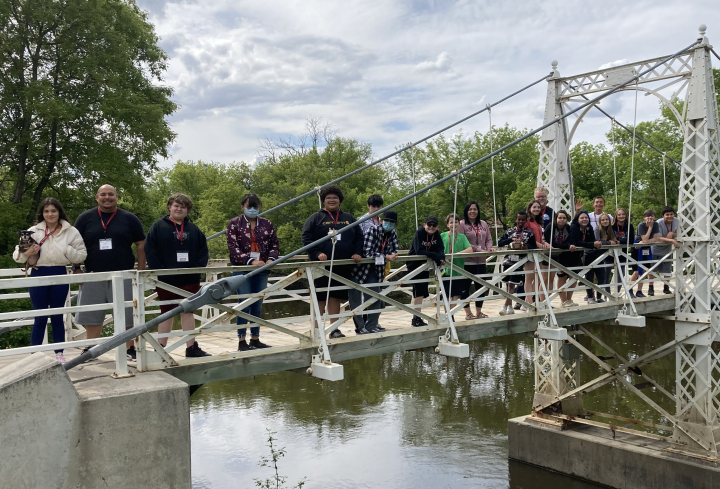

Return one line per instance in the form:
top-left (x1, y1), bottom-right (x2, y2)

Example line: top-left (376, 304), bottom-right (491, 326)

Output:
top-left (463, 263), bottom-right (488, 309)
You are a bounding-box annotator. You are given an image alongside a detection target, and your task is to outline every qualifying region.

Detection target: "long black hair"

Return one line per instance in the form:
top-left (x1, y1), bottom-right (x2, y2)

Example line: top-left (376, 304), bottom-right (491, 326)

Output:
top-left (463, 201), bottom-right (481, 224)
top-left (36, 197), bottom-right (70, 224)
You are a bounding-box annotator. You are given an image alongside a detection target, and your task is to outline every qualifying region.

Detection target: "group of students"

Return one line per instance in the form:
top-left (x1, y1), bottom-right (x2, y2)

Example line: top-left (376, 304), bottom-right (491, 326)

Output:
top-left (14, 184), bottom-right (679, 363)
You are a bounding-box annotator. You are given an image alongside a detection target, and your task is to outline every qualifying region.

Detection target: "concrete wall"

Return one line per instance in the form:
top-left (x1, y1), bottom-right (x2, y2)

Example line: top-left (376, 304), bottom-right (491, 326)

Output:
top-left (508, 415), bottom-right (720, 489)
top-left (0, 356), bottom-right (191, 489)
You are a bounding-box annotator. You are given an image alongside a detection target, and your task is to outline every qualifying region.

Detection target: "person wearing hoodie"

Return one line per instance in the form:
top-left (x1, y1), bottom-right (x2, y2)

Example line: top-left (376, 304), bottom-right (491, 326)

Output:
top-left (301, 185), bottom-right (363, 339)
top-left (570, 211), bottom-right (603, 304)
top-left (145, 193), bottom-right (210, 357)
top-left (541, 210), bottom-right (575, 307)
top-left (408, 215), bottom-right (446, 327)
top-left (13, 198), bottom-right (87, 363)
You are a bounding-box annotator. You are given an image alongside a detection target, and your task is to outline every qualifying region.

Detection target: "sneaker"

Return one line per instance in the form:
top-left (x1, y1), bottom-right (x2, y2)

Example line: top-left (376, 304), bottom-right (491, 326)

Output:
top-left (596, 297), bottom-right (605, 303)
top-left (55, 353), bottom-right (67, 364)
top-left (583, 295), bottom-right (589, 301)
top-left (629, 290), bottom-right (636, 298)
top-left (238, 339), bottom-right (250, 351)
top-left (664, 286), bottom-right (672, 295)
top-left (249, 339), bottom-right (270, 349)
top-left (329, 329), bottom-right (346, 339)
top-left (355, 328), bottom-right (370, 335)
top-left (635, 291), bottom-right (646, 298)
top-left (186, 341), bottom-right (211, 357)
top-left (499, 305), bottom-right (508, 316)
top-left (647, 287), bottom-right (655, 297)
top-left (127, 345), bottom-right (137, 361)
top-left (520, 305), bottom-right (529, 312)
top-left (505, 307), bottom-right (514, 315)
top-left (513, 303), bottom-right (522, 310)
top-left (411, 316), bottom-right (427, 327)
top-left (372, 325), bottom-right (386, 332)
top-left (587, 298), bottom-right (597, 305)
top-left (562, 300), bottom-right (577, 307)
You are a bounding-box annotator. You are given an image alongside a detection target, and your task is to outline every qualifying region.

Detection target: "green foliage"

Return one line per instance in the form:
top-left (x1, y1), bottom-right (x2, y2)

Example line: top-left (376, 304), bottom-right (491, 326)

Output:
top-left (254, 429), bottom-right (306, 489)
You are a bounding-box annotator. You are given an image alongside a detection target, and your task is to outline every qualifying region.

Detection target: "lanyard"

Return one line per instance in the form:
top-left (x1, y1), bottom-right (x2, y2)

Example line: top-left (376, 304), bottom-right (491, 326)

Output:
top-left (582, 227), bottom-right (588, 241)
top-left (325, 210), bottom-right (339, 228)
top-left (98, 208), bottom-right (118, 234)
top-left (38, 224), bottom-right (61, 246)
top-left (448, 234), bottom-right (454, 255)
top-left (470, 222), bottom-right (481, 239)
top-left (380, 236), bottom-right (388, 253)
top-left (173, 219), bottom-right (185, 245)
top-left (555, 228), bottom-right (564, 245)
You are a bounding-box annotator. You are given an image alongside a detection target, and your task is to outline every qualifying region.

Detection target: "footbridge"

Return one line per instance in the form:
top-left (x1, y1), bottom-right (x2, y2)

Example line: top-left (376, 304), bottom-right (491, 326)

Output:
top-left (1, 24), bottom-right (718, 489)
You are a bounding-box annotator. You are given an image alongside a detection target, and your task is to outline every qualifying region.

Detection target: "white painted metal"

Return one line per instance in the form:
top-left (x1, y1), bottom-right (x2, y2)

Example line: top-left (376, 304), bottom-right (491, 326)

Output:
top-left (111, 275), bottom-right (132, 379)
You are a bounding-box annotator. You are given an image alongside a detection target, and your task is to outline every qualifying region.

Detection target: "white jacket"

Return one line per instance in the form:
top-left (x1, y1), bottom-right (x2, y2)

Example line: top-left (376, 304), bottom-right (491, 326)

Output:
top-left (13, 220), bottom-right (87, 267)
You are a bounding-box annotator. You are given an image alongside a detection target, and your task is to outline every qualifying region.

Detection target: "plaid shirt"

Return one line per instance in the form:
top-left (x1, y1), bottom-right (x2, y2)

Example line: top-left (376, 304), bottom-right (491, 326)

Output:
top-left (351, 224), bottom-right (399, 284)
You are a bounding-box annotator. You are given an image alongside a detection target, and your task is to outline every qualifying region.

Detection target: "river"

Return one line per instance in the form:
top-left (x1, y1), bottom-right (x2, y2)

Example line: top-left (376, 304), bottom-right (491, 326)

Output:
top-left (188, 307), bottom-right (676, 489)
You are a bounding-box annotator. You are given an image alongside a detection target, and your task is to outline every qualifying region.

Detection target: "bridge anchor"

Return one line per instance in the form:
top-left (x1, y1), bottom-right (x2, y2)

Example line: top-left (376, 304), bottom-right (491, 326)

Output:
top-left (435, 335), bottom-right (469, 358)
top-left (308, 354), bottom-right (344, 381)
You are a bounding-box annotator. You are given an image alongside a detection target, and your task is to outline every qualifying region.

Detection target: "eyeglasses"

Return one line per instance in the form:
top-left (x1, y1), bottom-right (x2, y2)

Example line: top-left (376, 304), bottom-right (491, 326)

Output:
top-left (426, 223), bottom-right (438, 228)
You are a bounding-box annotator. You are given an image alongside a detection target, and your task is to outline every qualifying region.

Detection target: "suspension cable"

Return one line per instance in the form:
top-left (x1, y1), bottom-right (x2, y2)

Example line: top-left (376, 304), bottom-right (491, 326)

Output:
top-left (624, 81), bottom-right (640, 307)
top-left (662, 153), bottom-right (668, 206)
top-left (409, 144), bottom-right (419, 230)
top-left (448, 171), bottom-right (460, 303)
top-left (206, 74), bottom-right (552, 241)
top-left (488, 105), bottom-right (500, 245)
top-left (610, 118), bottom-right (619, 209)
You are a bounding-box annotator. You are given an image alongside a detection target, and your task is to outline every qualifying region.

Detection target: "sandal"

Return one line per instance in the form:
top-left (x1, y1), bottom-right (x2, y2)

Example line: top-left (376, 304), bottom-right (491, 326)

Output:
top-left (476, 312), bottom-right (489, 318)
top-left (465, 312), bottom-right (477, 320)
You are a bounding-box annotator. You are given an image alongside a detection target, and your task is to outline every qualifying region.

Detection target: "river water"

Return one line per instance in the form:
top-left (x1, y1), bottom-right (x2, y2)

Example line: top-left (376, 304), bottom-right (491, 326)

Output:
top-left (189, 309), bottom-right (676, 489)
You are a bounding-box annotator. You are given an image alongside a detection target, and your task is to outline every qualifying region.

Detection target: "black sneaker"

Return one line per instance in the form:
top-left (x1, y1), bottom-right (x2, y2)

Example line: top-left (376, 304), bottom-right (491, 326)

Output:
top-left (411, 316), bottom-right (427, 327)
top-left (513, 303), bottom-right (522, 310)
top-left (370, 325), bottom-right (386, 332)
top-left (249, 338), bottom-right (271, 349)
top-left (664, 286), bottom-right (672, 295)
top-left (629, 290), bottom-right (636, 298)
top-left (355, 328), bottom-right (370, 335)
top-left (635, 291), bottom-right (646, 298)
top-left (186, 341), bottom-right (211, 357)
top-left (647, 287), bottom-right (655, 297)
top-left (126, 345), bottom-right (137, 361)
top-left (238, 339), bottom-right (250, 351)
top-left (329, 329), bottom-right (346, 339)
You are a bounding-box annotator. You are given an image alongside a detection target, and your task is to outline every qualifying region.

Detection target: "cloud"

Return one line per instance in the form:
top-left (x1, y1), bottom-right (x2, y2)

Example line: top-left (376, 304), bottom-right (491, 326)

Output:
top-left (599, 59), bottom-right (630, 70)
top-left (415, 52), bottom-right (453, 72)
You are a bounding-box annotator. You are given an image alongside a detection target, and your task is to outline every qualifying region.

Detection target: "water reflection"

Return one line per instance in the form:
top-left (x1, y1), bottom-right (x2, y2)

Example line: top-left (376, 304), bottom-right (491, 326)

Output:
top-left (190, 315), bottom-right (675, 488)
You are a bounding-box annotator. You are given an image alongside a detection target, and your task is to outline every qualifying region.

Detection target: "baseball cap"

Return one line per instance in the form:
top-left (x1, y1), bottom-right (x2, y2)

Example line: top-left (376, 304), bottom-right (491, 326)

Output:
top-left (424, 215), bottom-right (439, 225)
top-left (382, 210), bottom-right (398, 222)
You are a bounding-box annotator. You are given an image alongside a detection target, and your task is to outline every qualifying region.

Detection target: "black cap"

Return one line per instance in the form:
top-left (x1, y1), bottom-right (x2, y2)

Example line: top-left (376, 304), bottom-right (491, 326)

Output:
top-left (382, 210), bottom-right (398, 223)
top-left (424, 215), bottom-right (439, 225)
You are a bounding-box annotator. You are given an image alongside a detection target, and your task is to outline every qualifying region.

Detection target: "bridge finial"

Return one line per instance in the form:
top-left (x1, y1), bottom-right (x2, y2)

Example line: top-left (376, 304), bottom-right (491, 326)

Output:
top-left (699, 24), bottom-right (707, 36)
top-left (551, 60), bottom-right (558, 70)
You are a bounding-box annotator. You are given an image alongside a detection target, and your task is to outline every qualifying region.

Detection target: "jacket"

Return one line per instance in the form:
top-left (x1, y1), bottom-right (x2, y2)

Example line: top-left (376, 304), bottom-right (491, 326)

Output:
top-left (543, 225), bottom-right (572, 250)
top-left (145, 216), bottom-right (209, 286)
top-left (498, 226), bottom-right (537, 265)
top-left (13, 220), bottom-right (87, 267)
top-left (351, 224), bottom-right (399, 284)
top-left (227, 215), bottom-right (280, 265)
top-left (612, 221), bottom-right (634, 246)
top-left (459, 219), bottom-right (493, 264)
top-left (407, 226), bottom-right (445, 271)
top-left (301, 209), bottom-right (363, 261)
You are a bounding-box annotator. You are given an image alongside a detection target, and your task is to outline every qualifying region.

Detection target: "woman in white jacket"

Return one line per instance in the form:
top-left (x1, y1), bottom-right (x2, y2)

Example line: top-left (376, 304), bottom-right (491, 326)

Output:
top-left (13, 198), bottom-right (87, 363)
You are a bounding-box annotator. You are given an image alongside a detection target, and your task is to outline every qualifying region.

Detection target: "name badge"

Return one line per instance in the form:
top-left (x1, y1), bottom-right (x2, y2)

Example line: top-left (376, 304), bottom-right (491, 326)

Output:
top-left (177, 252), bottom-right (189, 262)
top-left (336, 232), bottom-right (341, 241)
top-left (375, 255), bottom-right (385, 265)
top-left (642, 248), bottom-right (650, 256)
top-left (250, 251), bottom-right (260, 260)
top-left (99, 238), bottom-right (112, 250)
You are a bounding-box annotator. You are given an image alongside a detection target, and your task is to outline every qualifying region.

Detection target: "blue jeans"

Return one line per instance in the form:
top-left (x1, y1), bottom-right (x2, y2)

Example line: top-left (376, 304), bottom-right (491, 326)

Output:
top-left (348, 269), bottom-right (382, 331)
top-left (234, 271), bottom-right (269, 338)
top-left (28, 266), bottom-right (70, 353)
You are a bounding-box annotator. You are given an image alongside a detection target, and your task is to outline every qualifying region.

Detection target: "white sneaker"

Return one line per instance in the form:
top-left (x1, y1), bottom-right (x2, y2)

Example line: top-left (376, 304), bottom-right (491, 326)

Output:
top-left (506, 306), bottom-right (515, 315)
top-left (520, 305), bottom-right (529, 312)
top-left (55, 353), bottom-right (67, 364)
top-left (562, 300), bottom-right (578, 308)
top-left (499, 305), bottom-right (508, 316)
top-left (587, 298), bottom-right (597, 305)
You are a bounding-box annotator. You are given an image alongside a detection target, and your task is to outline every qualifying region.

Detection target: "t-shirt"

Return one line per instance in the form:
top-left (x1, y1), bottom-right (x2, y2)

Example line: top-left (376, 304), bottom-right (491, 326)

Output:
top-left (635, 221), bottom-right (660, 259)
top-left (440, 231), bottom-right (471, 276)
top-left (74, 207), bottom-right (146, 272)
top-left (652, 217), bottom-right (678, 257)
top-left (588, 211), bottom-right (613, 230)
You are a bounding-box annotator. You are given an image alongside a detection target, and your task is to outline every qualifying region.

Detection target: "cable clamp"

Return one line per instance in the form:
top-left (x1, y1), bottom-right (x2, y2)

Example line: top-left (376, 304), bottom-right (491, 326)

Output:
top-left (486, 103), bottom-right (492, 111)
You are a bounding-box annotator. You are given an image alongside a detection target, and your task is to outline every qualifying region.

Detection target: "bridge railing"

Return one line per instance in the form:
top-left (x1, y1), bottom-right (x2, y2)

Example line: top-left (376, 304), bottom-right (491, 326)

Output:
top-left (0, 245), bottom-right (677, 375)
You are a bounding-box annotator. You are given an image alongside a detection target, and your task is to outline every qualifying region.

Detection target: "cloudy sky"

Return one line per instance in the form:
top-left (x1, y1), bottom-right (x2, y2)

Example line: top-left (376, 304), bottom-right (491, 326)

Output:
top-left (136, 0), bottom-right (719, 167)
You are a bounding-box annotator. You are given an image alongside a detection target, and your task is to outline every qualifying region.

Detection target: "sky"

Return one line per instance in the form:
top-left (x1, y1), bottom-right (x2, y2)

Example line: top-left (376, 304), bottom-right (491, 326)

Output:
top-left (135, 0), bottom-right (720, 167)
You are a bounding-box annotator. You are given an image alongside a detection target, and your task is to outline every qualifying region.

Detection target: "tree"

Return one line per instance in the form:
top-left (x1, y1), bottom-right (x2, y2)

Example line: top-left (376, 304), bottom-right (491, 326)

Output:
top-left (0, 0), bottom-right (176, 253)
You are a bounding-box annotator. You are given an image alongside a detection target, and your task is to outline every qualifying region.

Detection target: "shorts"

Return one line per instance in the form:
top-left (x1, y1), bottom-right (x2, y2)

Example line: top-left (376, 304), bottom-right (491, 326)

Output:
top-left (411, 270), bottom-right (431, 299)
top-left (556, 252), bottom-right (582, 278)
top-left (313, 264), bottom-right (354, 300)
top-left (156, 282), bottom-right (201, 314)
top-left (75, 278), bottom-right (133, 328)
top-left (655, 254), bottom-right (672, 274)
top-left (502, 262), bottom-right (523, 285)
top-left (441, 277), bottom-right (468, 298)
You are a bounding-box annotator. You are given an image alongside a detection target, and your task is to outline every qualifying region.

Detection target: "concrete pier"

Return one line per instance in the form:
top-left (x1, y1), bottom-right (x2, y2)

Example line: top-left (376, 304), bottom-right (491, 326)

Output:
top-left (0, 354), bottom-right (191, 489)
top-left (508, 415), bottom-right (720, 489)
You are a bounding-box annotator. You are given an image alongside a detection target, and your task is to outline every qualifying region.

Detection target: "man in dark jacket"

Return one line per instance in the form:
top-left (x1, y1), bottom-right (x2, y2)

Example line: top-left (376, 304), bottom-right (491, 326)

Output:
top-left (145, 193), bottom-right (211, 357)
top-left (301, 185), bottom-right (363, 339)
top-left (408, 216), bottom-right (445, 327)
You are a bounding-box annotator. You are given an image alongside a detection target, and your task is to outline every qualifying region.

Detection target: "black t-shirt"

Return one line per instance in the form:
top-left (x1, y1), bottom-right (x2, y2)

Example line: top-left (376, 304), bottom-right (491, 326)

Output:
top-left (74, 207), bottom-right (146, 272)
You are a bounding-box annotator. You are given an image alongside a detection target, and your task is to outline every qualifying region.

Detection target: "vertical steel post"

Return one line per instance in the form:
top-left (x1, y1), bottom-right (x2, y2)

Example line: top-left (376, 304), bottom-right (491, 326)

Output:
top-left (673, 25), bottom-right (720, 456)
top-left (134, 272), bottom-right (147, 372)
top-left (111, 275), bottom-right (132, 378)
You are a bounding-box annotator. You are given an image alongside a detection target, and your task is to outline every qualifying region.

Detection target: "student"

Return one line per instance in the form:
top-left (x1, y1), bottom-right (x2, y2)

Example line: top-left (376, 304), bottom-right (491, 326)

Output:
top-left (459, 201), bottom-right (495, 319)
top-left (612, 208), bottom-right (635, 294)
top-left (523, 200), bottom-right (549, 311)
top-left (440, 213), bottom-right (473, 319)
top-left (570, 211), bottom-right (602, 304)
top-left (227, 193), bottom-right (280, 350)
top-left (651, 206), bottom-right (679, 295)
top-left (534, 187), bottom-right (555, 229)
top-left (587, 196), bottom-right (613, 230)
top-left (593, 213), bottom-right (618, 302)
top-left (541, 210), bottom-right (576, 307)
top-left (301, 185), bottom-right (363, 339)
top-left (349, 211), bottom-right (399, 334)
top-left (498, 211), bottom-right (537, 316)
top-left (73, 184), bottom-right (146, 360)
top-left (13, 198), bottom-right (87, 363)
top-left (145, 193), bottom-right (211, 357)
top-left (358, 194), bottom-right (384, 235)
top-left (630, 210), bottom-right (660, 298)
top-left (408, 216), bottom-right (445, 327)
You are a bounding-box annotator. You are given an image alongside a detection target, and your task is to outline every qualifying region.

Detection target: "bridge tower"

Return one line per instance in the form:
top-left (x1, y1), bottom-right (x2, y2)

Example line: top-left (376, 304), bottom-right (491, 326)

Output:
top-left (674, 25), bottom-right (720, 457)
